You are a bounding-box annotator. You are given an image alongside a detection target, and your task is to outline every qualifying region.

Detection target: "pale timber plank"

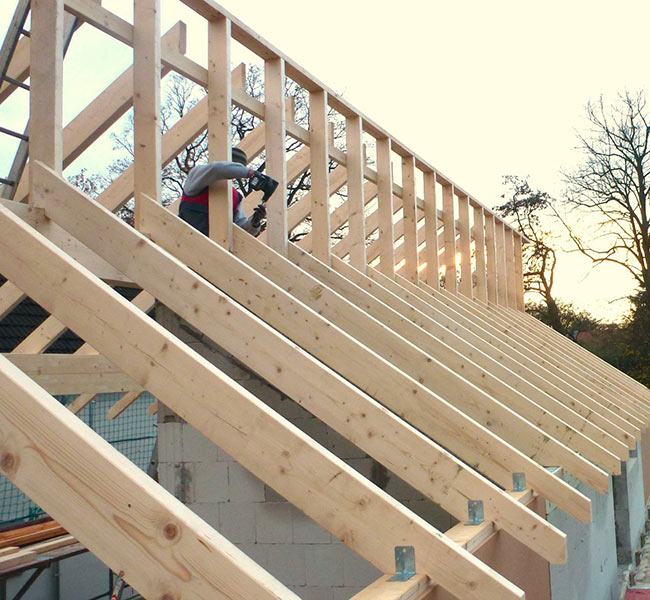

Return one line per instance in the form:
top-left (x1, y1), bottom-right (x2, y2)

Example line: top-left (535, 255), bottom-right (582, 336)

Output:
top-left (0, 36), bottom-right (28, 104)
top-left (0, 355), bottom-right (297, 600)
top-left (346, 116), bottom-right (366, 271)
top-left (330, 258), bottom-right (627, 465)
top-left (416, 283), bottom-right (640, 438)
top-left (495, 220), bottom-right (509, 306)
top-left (207, 14), bottom-right (232, 248)
top-left (505, 228), bottom-right (518, 309)
top-left (485, 211), bottom-right (498, 304)
top-left (4, 354), bottom-right (144, 395)
top-left (349, 574), bottom-right (433, 600)
top-left (107, 391), bottom-right (145, 420)
top-left (0, 281), bottom-right (25, 320)
top-left (377, 138), bottom-right (395, 276)
top-left (457, 193), bottom-right (472, 297)
top-left (473, 205), bottom-right (487, 303)
top-left (442, 184), bottom-right (456, 293)
top-left (403, 276), bottom-right (643, 443)
top-left (6, 169), bottom-right (525, 600)
top-left (513, 233), bottom-right (525, 310)
top-left (279, 247), bottom-right (616, 484)
top-left (309, 89), bottom-right (331, 264)
top-left (29, 170), bottom-right (567, 564)
top-left (401, 155), bottom-right (419, 284)
top-left (29, 0), bottom-right (64, 174)
top-left (264, 57), bottom-right (288, 256)
top-left (423, 172), bottom-right (440, 289)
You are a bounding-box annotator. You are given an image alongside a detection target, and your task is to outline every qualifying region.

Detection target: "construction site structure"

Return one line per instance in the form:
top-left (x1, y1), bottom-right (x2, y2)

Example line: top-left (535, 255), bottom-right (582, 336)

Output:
top-left (1, 1), bottom-right (650, 599)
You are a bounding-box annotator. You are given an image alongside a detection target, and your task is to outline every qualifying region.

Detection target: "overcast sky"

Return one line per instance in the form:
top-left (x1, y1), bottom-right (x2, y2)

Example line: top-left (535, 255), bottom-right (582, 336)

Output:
top-left (2, 0), bottom-right (649, 320)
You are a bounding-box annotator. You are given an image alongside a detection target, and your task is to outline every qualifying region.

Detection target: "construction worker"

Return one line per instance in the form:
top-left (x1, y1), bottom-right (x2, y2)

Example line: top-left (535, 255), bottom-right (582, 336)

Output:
top-left (179, 147), bottom-right (266, 237)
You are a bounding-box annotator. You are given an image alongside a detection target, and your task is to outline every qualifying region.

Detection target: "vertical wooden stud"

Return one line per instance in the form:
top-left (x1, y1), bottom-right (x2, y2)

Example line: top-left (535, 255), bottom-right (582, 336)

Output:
top-left (29, 0), bottom-right (63, 180)
top-left (485, 211), bottom-right (498, 304)
top-left (309, 89), bottom-right (330, 264)
top-left (423, 171), bottom-right (440, 289)
top-left (207, 15), bottom-right (232, 249)
top-left (514, 233), bottom-right (525, 311)
top-left (457, 193), bottom-right (471, 297)
top-left (376, 137), bottom-right (395, 277)
top-left (442, 184), bottom-right (456, 293)
top-left (401, 155), bottom-right (419, 283)
top-left (473, 204), bottom-right (487, 303)
top-left (133, 0), bottom-right (162, 229)
top-left (264, 57), bottom-right (287, 256)
top-left (505, 227), bottom-right (517, 309)
top-left (495, 219), bottom-right (508, 306)
top-left (346, 115), bottom-right (366, 271)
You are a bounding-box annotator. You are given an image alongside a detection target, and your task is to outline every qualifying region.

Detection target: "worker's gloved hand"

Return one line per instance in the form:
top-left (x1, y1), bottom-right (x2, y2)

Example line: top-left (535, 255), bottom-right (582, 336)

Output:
top-left (251, 203), bottom-right (266, 228)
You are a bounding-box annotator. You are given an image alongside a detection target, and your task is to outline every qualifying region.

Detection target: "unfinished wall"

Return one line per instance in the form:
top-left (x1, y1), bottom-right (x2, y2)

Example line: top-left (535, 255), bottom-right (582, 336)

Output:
top-left (156, 307), bottom-right (456, 600)
top-left (613, 444), bottom-right (646, 565)
top-left (547, 470), bottom-right (618, 600)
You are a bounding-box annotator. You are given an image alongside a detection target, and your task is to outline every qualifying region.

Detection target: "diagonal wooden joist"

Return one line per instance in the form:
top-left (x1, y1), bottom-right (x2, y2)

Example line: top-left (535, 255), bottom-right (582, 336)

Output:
top-left (0, 166), bottom-right (526, 600)
top-left (392, 273), bottom-right (645, 440)
top-left (0, 354), bottom-right (298, 600)
top-left (27, 163), bottom-right (569, 564)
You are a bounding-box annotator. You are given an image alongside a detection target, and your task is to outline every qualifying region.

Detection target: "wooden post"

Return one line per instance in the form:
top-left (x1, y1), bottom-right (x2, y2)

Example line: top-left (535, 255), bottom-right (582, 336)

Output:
top-left (505, 227), bottom-right (517, 309)
top-left (309, 89), bottom-right (330, 264)
top-left (485, 211), bottom-right (498, 304)
top-left (264, 57), bottom-right (287, 256)
top-left (495, 219), bottom-right (508, 306)
top-left (514, 232), bottom-right (525, 311)
top-left (133, 0), bottom-right (162, 230)
top-left (346, 115), bottom-right (366, 271)
top-left (473, 204), bottom-right (487, 303)
top-left (442, 184), bottom-right (456, 293)
top-left (376, 137), bottom-right (395, 277)
top-left (423, 171), bottom-right (439, 289)
top-left (457, 193), bottom-right (471, 298)
top-left (207, 15), bottom-right (232, 249)
top-left (29, 0), bottom-right (64, 179)
top-left (401, 155), bottom-right (418, 283)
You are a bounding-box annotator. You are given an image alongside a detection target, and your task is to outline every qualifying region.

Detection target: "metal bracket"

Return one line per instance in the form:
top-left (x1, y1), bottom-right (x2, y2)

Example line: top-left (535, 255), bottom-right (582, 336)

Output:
top-left (512, 472), bottom-right (526, 492)
top-left (468, 500), bottom-right (484, 525)
top-left (388, 546), bottom-right (415, 581)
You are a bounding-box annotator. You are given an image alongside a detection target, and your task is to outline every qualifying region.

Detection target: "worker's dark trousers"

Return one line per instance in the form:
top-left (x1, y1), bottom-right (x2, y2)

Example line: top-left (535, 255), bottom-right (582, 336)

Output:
top-left (178, 201), bottom-right (209, 236)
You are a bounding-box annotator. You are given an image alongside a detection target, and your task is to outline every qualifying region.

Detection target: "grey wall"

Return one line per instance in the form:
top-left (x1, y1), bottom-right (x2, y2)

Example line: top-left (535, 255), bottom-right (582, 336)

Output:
top-left (548, 470), bottom-right (619, 600)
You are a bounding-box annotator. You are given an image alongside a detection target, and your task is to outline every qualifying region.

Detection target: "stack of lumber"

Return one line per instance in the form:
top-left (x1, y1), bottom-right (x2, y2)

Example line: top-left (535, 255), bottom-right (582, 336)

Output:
top-left (0, 519), bottom-right (77, 573)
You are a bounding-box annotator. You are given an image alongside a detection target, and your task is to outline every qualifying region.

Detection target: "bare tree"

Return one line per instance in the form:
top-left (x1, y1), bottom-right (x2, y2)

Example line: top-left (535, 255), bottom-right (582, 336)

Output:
top-left (562, 92), bottom-right (650, 301)
top-left (494, 175), bottom-right (565, 332)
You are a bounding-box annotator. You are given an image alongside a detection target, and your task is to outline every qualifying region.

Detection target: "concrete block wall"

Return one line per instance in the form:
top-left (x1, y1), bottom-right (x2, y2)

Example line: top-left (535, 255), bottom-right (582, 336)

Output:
top-left (156, 307), bottom-right (455, 600)
top-left (547, 469), bottom-right (619, 600)
top-left (613, 443), bottom-right (646, 565)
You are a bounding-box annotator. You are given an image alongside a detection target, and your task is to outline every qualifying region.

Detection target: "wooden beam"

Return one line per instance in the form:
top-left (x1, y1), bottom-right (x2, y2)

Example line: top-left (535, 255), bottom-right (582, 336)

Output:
top-left (377, 137), bottom-right (395, 276)
top-left (457, 193), bottom-right (472, 297)
top-left (29, 0), bottom-right (64, 175)
top-left (133, 0), bottom-right (162, 229)
top-left (485, 211), bottom-right (498, 305)
top-left (442, 184), bottom-right (456, 293)
top-left (207, 14), bottom-right (233, 248)
top-left (107, 391), bottom-right (145, 420)
top-left (495, 220), bottom-right (508, 306)
top-left (401, 156), bottom-right (419, 284)
top-left (423, 172), bottom-right (439, 289)
top-left (264, 57), bottom-right (288, 256)
top-left (346, 116), bottom-right (366, 271)
top-left (505, 228), bottom-right (517, 309)
top-left (4, 354), bottom-right (144, 395)
top-left (13, 24), bottom-right (185, 204)
top-left (349, 574), bottom-right (433, 600)
top-left (0, 281), bottom-right (25, 320)
top-left (309, 89), bottom-right (331, 264)
top-left (513, 233), bottom-right (525, 310)
top-left (473, 205), bottom-right (487, 303)
top-left (0, 354), bottom-right (297, 600)
top-left (7, 166), bottom-right (526, 600)
top-left (31, 167), bottom-right (567, 563)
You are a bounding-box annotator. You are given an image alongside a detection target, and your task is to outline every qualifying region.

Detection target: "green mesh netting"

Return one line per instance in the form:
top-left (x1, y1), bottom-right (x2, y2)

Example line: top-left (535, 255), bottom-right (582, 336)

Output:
top-left (0, 392), bottom-right (157, 526)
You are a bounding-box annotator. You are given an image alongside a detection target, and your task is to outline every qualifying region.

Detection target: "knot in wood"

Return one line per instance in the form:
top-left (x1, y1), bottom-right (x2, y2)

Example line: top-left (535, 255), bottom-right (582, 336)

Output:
top-left (163, 522), bottom-right (179, 541)
top-left (0, 452), bottom-right (17, 475)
